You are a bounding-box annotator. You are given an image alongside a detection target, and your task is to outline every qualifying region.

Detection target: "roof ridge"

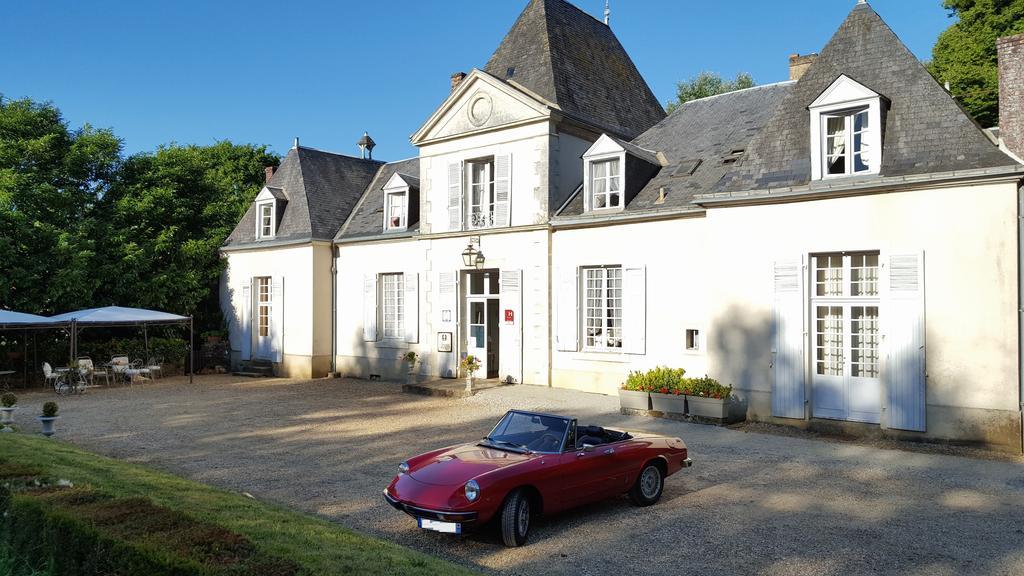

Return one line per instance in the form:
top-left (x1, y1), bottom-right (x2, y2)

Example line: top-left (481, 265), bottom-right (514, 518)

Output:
top-left (674, 80), bottom-right (796, 108)
top-left (295, 145), bottom-right (385, 164)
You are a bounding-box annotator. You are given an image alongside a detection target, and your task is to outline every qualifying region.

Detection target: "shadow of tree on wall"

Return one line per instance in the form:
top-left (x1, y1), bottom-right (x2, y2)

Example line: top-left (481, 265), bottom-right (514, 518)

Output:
top-left (710, 305), bottom-right (773, 419)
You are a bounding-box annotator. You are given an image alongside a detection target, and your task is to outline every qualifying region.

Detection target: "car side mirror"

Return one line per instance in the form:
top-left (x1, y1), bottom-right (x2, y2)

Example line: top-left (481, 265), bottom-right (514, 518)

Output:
top-left (582, 443), bottom-right (595, 452)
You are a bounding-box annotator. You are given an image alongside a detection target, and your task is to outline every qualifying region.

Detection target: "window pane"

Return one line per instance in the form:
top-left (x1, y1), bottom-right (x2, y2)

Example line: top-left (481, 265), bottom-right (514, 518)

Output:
top-left (593, 161), bottom-right (607, 179)
top-left (608, 159), bottom-right (620, 176)
top-left (382, 274), bottom-right (405, 339)
top-left (827, 116), bottom-right (846, 137)
top-left (815, 255), bottom-right (844, 296)
top-left (855, 110), bottom-right (869, 132)
top-left (851, 253), bottom-right (879, 296)
top-left (815, 306), bottom-right (844, 376)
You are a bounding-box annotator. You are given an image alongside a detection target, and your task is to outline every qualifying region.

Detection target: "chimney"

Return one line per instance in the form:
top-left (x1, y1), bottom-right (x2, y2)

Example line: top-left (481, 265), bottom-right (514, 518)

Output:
top-left (264, 166), bottom-right (275, 184)
top-left (450, 72), bottom-right (467, 92)
top-left (788, 53), bottom-right (818, 81)
top-left (998, 33), bottom-right (1024, 161)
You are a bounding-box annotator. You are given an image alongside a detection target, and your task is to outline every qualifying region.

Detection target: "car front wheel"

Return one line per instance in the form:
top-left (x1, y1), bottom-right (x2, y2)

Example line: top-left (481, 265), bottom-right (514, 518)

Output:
top-left (500, 489), bottom-right (531, 547)
top-left (628, 462), bottom-right (664, 506)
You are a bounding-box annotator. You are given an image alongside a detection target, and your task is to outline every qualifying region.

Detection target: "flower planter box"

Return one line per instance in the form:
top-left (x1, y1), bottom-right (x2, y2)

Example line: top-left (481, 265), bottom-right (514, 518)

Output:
top-left (687, 396), bottom-right (735, 420)
top-left (618, 389), bottom-right (650, 411)
top-left (649, 392), bottom-right (687, 415)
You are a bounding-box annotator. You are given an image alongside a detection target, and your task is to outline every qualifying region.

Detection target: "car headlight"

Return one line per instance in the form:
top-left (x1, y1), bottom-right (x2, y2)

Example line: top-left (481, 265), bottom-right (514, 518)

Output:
top-left (398, 462), bottom-right (410, 475)
top-left (465, 480), bottom-right (480, 502)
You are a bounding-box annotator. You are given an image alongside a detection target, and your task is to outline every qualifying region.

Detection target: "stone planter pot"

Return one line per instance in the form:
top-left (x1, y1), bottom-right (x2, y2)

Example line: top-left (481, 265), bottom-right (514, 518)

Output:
top-left (465, 376), bottom-right (475, 394)
top-left (650, 392), bottom-right (687, 415)
top-left (687, 396), bottom-right (734, 420)
top-left (38, 416), bottom-right (59, 437)
top-left (406, 369), bottom-right (417, 385)
top-left (618, 389), bottom-right (651, 411)
top-left (0, 406), bottom-right (15, 425)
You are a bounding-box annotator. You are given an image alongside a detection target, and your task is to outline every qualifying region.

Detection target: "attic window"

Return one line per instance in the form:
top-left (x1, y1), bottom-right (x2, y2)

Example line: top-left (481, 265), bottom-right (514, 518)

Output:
top-left (506, 67), bottom-right (516, 78)
top-left (256, 201), bottom-right (275, 239)
top-left (722, 149), bottom-right (745, 165)
top-left (385, 190), bottom-right (407, 231)
top-left (590, 158), bottom-right (621, 210)
top-left (809, 75), bottom-right (883, 180)
top-left (672, 159), bottom-right (702, 177)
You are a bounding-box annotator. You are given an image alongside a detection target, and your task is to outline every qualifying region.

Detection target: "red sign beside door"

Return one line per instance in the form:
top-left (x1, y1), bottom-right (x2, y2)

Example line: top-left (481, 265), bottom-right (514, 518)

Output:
top-left (504, 310), bottom-right (515, 324)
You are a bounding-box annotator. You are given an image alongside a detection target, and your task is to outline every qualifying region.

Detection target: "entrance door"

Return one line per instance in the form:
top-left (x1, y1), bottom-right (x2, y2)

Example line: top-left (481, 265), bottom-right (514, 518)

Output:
top-left (811, 253), bottom-right (881, 423)
top-left (466, 271), bottom-right (499, 379)
top-left (255, 277), bottom-right (274, 359)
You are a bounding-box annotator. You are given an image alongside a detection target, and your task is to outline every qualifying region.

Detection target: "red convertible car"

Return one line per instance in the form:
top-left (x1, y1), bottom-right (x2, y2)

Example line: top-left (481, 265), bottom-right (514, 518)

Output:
top-left (384, 409), bottom-right (692, 546)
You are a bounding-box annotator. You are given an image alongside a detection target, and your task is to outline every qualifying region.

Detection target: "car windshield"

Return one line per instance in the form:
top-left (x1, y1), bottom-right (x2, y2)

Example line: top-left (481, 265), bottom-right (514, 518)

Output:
top-left (482, 411), bottom-right (570, 453)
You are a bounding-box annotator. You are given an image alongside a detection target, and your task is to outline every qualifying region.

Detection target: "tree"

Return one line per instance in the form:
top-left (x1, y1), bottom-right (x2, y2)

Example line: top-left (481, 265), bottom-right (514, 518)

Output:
top-left (0, 95), bottom-right (121, 315)
top-left (929, 0), bottom-right (1024, 128)
top-left (97, 142), bottom-right (278, 332)
top-left (666, 72), bottom-right (755, 114)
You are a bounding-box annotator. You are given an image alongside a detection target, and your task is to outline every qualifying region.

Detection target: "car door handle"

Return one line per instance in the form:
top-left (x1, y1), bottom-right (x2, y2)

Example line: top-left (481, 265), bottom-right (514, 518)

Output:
top-left (603, 448), bottom-right (614, 455)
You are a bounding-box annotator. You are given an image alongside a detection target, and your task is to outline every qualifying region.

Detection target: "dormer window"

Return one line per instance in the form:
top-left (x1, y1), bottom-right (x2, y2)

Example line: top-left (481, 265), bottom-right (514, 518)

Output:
top-left (257, 201), bottom-right (275, 239)
top-left (590, 158), bottom-right (621, 209)
top-left (385, 191), bottom-right (406, 230)
top-left (810, 75), bottom-right (885, 180)
top-left (824, 109), bottom-right (871, 176)
top-left (381, 172), bottom-right (419, 233)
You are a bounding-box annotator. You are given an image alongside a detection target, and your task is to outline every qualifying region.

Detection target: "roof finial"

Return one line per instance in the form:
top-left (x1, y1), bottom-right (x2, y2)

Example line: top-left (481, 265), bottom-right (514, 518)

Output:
top-left (357, 131), bottom-right (376, 160)
top-left (292, 137), bottom-right (299, 149)
top-left (604, 0), bottom-right (610, 25)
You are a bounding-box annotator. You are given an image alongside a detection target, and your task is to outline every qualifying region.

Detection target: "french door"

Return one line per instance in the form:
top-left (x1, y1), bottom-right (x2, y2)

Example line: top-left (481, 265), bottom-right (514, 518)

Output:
top-left (811, 253), bottom-right (881, 423)
top-left (256, 277), bottom-right (274, 359)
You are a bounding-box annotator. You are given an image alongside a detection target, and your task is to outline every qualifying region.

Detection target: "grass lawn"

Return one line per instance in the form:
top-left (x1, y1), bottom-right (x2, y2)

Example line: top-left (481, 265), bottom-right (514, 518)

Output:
top-left (0, 433), bottom-right (480, 576)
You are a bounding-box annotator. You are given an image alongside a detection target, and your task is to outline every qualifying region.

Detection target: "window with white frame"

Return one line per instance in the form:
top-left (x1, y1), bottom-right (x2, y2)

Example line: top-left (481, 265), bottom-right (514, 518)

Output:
top-left (257, 202), bottom-right (275, 239)
top-left (812, 252), bottom-right (880, 379)
top-left (685, 329), bottom-right (700, 351)
top-left (468, 158), bottom-right (495, 229)
top-left (590, 158), bottom-right (621, 210)
top-left (809, 75), bottom-right (883, 180)
top-left (823, 109), bottom-right (872, 176)
top-left (381, 273), bottom-right (405, 340)
top-left (385, 191), bottom-right (406, 230)
top-left (584, 266), bottom-right (623, 350)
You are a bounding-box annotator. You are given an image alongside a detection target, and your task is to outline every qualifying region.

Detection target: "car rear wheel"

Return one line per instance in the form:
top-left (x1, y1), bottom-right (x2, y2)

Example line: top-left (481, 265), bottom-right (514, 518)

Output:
top-left (500, 489), bottom-right (531, 547)
top-left (628, 462), bottom-right (664, 506)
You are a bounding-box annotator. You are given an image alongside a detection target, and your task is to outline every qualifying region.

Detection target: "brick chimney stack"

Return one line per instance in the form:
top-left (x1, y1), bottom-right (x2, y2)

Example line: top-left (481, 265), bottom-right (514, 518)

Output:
top-left (264, 166), bottom-right (275, 184)
top-left (789, 53), bottom-right (818, 81)
top-left (451, 72), bottom-right (467, 92)
top-left (998, 33), bottom-right (1024, 161)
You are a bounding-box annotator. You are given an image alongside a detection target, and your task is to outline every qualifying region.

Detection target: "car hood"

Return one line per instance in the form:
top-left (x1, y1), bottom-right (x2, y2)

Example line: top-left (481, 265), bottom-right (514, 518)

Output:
top-left (409, 443), bottom-right (533, 487)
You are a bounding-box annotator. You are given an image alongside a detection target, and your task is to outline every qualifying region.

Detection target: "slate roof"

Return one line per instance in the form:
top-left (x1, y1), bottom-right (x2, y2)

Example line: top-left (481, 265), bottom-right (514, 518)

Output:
top-left (558, 82), bottom-right (794, 218)
top-left (223, 146), bottom-right (383, 248)
top-left (714, 3), bottom-right (1017, 193)
top-left (336, 158), bottom-right (421, 241)
top-left (484, 0), bottom-right (665, 140)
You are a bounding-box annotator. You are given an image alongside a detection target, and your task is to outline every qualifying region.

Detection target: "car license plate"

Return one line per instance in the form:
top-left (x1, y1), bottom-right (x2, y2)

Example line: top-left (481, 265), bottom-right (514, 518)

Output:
top-left (418, 518), bottom-right (461, 534)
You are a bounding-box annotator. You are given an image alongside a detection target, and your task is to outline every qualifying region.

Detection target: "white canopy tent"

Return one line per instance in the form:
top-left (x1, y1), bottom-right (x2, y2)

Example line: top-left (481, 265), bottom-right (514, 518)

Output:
top-left (49, 306), bottom-right (194, 383)
top-left (0, 310), bottom-right (72, 387)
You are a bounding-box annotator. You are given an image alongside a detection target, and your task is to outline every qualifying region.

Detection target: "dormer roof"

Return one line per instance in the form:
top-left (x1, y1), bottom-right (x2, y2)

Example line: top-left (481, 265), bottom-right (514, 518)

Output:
top-left (336, 157), bottom-right (421, 241)
top-left (223, 146), bottom-right (383, 249)
top-left (483, 0), bottom-right (665, 140)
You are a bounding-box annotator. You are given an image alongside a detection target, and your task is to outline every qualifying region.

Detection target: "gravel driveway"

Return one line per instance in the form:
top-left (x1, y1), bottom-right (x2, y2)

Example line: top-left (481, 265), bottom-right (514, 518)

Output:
top-left (9, 376), bottom-right (1024, 575)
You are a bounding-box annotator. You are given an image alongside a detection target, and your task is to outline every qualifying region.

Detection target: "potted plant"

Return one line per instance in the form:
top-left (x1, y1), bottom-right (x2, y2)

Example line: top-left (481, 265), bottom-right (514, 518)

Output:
top-left (0, 392), bottom-right (16, 432)
top-left (685, 376), bottom-right (737, 421)
top-left (403, 351), bottom-right (419, 384)
top-left (646, 367), bottom-right (688, 415)
top-left (460, 355), bottom-right (480, 394)
top-left (38, 401), bottom-right (59, 437)
top-left (619, 371), bottom-right (651, 411)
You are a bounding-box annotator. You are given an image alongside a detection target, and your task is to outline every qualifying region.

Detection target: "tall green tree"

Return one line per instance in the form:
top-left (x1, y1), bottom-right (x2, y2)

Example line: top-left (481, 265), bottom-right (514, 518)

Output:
top-left (0, 95), bottom-right (121, 314)
top-left (929, 0), bottom-right (1024, 128)
top-left (97, 142), bottom-right (278, 332)
top-left (666, 72), bottom-right (755, 114)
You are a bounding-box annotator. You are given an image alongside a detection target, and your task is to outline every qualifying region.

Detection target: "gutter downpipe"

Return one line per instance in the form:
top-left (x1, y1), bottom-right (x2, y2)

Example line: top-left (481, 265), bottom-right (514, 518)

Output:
top-left (331, 246), bottom-right (338, 376)
top-left (1019, 182), bottom-right (1024, 454)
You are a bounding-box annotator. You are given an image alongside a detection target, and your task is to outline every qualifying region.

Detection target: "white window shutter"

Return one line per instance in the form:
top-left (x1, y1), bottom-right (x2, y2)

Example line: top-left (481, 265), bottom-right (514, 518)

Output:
top-left (448, 161), bottom-right (463, 232)
top-left (499, 270), bottom-right (523, 384)
top-left (493, 154), bottom-right (511, 227)
top-left (884, 252), bottom-right (926, 432)
top-left (404, 272), bottom-right (419, 344)
top-left (272, 277), bottom-right (284, 363)
top-left (623, 266), bottom-right (646, 355)
top-left (362, 274), bottom-right (378, 342)
top-left (240, 281), bottom-right (252, 361)
top-left (555, 267), bottom-right (579, 352)
top-left (437, 271), bottom-right (459, 378)
top-left (772, 258), bottom-right (806, 419)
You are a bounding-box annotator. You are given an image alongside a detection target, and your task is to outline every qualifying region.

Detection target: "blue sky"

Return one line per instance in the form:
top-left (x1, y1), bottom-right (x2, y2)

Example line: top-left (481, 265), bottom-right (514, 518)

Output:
top-left (0, 0), bottom-right (953, 161)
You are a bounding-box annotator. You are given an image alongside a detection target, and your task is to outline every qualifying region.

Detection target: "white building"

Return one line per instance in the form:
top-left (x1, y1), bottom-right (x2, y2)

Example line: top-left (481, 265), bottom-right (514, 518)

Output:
top-left (223, 0), bottom-right (1024, 451)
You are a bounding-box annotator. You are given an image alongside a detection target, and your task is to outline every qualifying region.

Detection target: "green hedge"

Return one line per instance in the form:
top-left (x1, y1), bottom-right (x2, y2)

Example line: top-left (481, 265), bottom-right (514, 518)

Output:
top-left (0, 473), bottom-right (298, 576)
